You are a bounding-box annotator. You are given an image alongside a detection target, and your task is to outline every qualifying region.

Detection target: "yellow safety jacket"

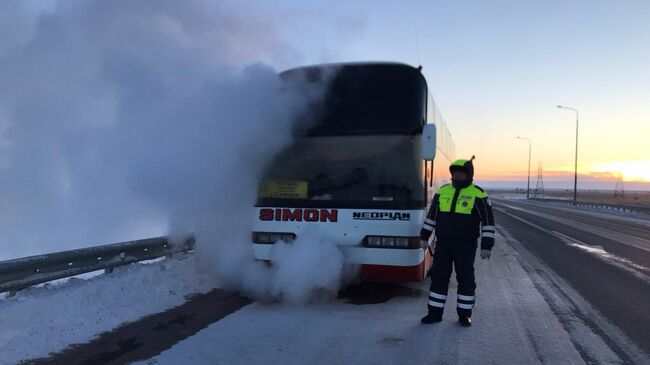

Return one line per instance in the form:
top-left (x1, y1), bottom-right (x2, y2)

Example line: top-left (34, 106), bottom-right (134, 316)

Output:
top-left (420, 183), bottom-right (495, 249)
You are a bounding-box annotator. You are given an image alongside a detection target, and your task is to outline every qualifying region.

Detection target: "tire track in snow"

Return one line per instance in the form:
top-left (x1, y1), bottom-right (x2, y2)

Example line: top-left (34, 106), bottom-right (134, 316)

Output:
top-left (28, 289), bottom-right (250, 365)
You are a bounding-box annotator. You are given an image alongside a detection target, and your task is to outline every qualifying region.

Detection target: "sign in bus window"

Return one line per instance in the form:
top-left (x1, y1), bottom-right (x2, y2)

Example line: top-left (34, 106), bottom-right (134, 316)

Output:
top-left (259, 180), bottom-right (308, 199)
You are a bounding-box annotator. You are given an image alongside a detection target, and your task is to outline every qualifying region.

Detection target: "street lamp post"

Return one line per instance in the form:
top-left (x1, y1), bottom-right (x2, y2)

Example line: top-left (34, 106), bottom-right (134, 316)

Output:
top-left (516, 136), bottom-right (531, 199)
top-left (557, 105), bottom-right (579, 202)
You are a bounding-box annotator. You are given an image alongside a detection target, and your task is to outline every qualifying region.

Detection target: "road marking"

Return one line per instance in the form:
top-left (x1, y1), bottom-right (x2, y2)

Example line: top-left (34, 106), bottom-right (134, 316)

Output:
top-left (495, 207), bottom-right (650, 283)
top-left (551, 230), bottom-right (588, 245)
top-left (495, 198), bottom-right (650, 236)
top-left (549, 230), bottom-right (650, 283)
top-left (494, 207), bottom-right (547, 232)
top-left (496, 202), bottom-right (650, 253)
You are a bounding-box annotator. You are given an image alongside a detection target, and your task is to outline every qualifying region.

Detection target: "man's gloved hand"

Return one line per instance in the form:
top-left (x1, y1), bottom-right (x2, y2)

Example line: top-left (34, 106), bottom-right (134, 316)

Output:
top-left (422, 239), bottom-right (435, 256)
top-left (480, 249), bottom-right (492, 260)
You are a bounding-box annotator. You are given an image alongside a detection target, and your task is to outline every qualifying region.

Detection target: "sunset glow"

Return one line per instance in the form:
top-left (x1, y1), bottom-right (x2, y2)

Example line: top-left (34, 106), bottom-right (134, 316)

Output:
top-left (589, 161), bottom-right (650, 183)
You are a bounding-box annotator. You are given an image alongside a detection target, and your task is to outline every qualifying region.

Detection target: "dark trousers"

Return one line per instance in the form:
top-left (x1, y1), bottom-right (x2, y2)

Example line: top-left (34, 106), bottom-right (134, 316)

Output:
top-left (427, 239), bottom-right (477, 318)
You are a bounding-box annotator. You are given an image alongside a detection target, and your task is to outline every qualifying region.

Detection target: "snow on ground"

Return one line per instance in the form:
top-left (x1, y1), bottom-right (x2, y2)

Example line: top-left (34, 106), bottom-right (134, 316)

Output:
top-left (137, 232), bottom-right (641, 365)
top-left (2, 228), bottom-right (646, 364)
top-left (0, 254), bottom-right (218, 365)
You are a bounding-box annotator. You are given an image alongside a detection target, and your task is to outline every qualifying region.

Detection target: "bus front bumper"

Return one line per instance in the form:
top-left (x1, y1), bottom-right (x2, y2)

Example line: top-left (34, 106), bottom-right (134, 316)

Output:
top-left (252, 243), bottom-right (430, 282)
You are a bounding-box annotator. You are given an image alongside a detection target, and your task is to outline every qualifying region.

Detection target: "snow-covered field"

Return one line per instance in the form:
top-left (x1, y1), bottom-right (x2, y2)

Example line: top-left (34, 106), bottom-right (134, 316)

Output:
top-left (0, 255), bottom-right (218, 365)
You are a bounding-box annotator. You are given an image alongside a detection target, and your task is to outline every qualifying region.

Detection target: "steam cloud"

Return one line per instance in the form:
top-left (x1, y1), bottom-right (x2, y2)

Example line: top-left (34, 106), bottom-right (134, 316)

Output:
top-left (0, 0), bottom-right (351, 303)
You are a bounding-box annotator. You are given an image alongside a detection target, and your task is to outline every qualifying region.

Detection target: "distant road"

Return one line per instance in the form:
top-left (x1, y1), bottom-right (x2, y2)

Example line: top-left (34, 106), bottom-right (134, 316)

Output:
top-left (493, 197), bottom-right (650, 354)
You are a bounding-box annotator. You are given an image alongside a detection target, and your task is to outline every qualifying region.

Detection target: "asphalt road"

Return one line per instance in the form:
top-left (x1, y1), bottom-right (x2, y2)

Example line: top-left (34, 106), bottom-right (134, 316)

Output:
top-left (493, 197), bottom-right (650, 354)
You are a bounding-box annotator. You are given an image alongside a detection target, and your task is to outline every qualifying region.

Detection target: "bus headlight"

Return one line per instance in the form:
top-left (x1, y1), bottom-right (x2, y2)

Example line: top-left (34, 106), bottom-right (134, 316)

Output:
top-left (367, 236), bottom-right (382, 246)
top-left (364, 236), bottom-right (420, 249)
top-left (395, 237), bottom-right (410, 247)
top-left (252, 232), bottom-right (296, 244)
top-left (381, 237), bottom-right (395, 246)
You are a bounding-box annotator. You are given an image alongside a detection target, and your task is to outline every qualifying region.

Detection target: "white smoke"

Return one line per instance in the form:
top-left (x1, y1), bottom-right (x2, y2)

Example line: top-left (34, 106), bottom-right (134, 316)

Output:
top-left (270, 229), bottom-right (346, 304)
top-left (0, 0), bottom-right (353, 303)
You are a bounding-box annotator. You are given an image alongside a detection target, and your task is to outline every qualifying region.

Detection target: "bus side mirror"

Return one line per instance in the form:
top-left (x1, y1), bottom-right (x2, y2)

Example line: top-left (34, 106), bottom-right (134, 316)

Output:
top-left (421, 124), bottom-right (436, 160)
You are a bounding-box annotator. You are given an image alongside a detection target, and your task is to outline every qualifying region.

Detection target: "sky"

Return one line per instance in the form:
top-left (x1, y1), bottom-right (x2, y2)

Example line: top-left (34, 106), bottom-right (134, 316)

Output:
top-left (278, 0), bottom-right (650, 190)
top-left (16, 0), bottom-right (650, 191)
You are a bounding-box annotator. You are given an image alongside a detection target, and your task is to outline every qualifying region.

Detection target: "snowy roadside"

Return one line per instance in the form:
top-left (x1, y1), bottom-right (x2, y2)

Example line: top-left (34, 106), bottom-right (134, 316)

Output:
top-left (498, 228), bottom-right (648, 364)
top-left (0, 254), bottom-right (218, 365)
top-left (139, 231), bottom-right (647, 365)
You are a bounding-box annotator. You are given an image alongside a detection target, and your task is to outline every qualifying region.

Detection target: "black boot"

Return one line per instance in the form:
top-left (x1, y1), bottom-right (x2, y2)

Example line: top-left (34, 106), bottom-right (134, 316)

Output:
top-left (420, 309), bottom-right (443, 324)
top-left (458, 316), bottom-right (472, 327)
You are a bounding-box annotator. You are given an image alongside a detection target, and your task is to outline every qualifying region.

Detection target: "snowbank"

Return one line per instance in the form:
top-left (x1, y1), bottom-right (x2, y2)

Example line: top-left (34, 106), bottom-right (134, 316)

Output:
top-left (0, 254), bottom-right (217, 365)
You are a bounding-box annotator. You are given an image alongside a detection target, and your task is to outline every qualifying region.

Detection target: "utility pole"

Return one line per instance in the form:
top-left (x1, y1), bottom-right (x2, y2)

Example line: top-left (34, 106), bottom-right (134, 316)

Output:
top-left (534, 162), bottom-right (545, 198)
top-left (614, 173), bottom-right (625, 198)
top-left (557, 105), bottom-right (579, 202)
top-left (516, 136), bottom-right (531, 199)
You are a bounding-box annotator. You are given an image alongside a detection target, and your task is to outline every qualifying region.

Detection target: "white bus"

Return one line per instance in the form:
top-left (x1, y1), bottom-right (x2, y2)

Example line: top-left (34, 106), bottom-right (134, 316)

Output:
top-left (251, 62), bottom-right (455, 282)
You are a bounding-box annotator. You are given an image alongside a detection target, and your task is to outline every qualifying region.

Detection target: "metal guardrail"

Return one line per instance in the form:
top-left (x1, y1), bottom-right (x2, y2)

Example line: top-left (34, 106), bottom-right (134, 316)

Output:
top-left (530, 198), bottom-right (650, 215)
top-left (0, 236), bottom-right (194, 295)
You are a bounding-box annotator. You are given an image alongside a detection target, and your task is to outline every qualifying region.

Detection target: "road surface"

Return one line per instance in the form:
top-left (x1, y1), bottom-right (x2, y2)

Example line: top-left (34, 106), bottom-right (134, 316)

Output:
top-left (493, 197), bottom-right (650, 355)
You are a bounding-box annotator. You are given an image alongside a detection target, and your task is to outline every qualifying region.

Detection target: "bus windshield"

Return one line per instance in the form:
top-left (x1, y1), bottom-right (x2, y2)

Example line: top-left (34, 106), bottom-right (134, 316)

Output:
top-left (257, 135), bottom-right (424, 209)
top-left (285, 63), bottom-right (427, 136)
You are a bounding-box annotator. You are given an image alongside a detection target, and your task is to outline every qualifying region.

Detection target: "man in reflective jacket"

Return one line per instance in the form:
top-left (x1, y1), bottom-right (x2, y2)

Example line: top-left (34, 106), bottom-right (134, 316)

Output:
top-left (420, 156), bottom-right (495, 327)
